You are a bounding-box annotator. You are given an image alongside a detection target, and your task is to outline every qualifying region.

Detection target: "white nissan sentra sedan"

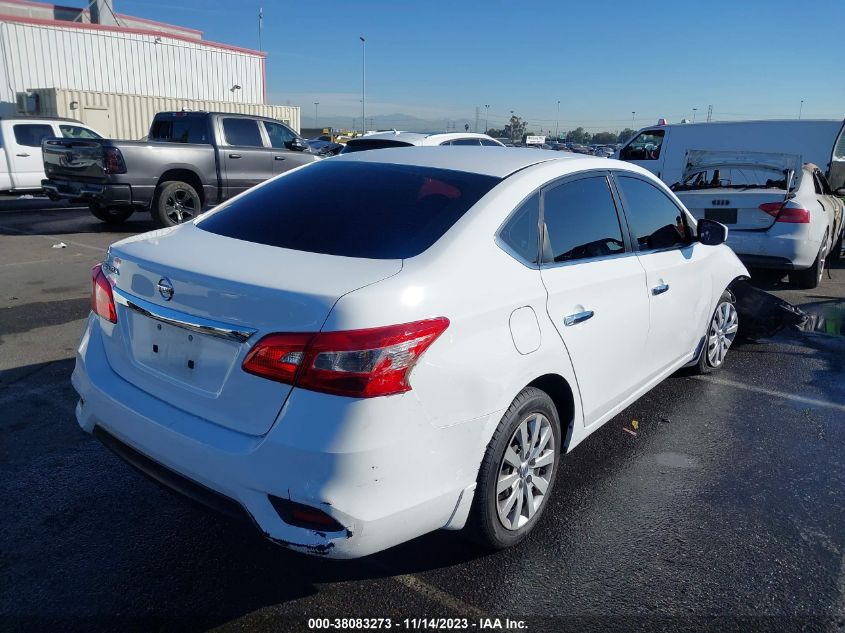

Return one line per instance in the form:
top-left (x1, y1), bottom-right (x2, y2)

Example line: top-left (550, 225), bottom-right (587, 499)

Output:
top-left (73, 147), bottom-right (747, 558)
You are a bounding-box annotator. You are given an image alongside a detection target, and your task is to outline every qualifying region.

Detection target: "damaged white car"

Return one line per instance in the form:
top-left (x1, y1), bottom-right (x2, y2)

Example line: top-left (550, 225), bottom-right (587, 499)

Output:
top-left (73, 148), bottom-right (747, 558)
top-left (674, 150), bottom-right (845, 289)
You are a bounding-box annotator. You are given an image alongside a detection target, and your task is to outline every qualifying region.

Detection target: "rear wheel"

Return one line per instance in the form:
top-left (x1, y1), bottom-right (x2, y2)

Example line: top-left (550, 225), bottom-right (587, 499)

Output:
top-left (465, 387), bottom-right (561, 550)
top-left (695, 290), bottom-right (738, 374)
top-left (152, 181), bottom-right (201, 227)
top-left (791, 238), bottom-right (827, 289)
top-left (89, 205), bottom-right (133, 224)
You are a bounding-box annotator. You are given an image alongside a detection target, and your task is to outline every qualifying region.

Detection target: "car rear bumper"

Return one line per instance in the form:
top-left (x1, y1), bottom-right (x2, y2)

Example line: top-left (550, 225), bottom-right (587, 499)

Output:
top-left (727, 229), bottom-right (820, 270)
top-left (71, 314), bottom-right (484, 558)
top-left (42, 179), bottom-right (152, 208)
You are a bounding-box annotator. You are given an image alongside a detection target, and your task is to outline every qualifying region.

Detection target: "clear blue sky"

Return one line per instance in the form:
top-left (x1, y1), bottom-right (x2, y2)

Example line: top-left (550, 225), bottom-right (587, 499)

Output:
top-left (118, 0), bottom-right (845, 132)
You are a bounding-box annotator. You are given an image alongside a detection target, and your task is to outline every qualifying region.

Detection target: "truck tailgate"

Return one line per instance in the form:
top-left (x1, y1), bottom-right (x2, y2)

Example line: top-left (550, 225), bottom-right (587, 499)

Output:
top-left (43, 138), bottom-right (105, 181)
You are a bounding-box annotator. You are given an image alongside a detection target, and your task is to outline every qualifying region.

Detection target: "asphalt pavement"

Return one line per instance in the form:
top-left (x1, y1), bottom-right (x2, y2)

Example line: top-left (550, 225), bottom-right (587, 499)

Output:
top-left (1, 201), bottom-right (844, 633)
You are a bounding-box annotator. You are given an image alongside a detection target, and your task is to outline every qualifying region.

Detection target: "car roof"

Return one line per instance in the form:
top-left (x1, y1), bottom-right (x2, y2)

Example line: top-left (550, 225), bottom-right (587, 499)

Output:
top-left (352, 131), bottom-right (502, 145)
top-left (332, 146), bottom-right (602, 178)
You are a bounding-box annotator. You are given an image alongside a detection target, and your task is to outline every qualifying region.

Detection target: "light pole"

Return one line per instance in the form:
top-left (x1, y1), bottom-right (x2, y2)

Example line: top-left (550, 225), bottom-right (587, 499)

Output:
top-left (314, 102), bottom-right (319, 130)
top-left (692, 107), bottom-right (697, 123)
top-left (555, 100), bottom-right (560, 139)
top-left (360, 36), bottom-right (366, 134)
top-left (799, 99), bottom-right (804, 120)
top-left (484, 104), bottom-right (490, 134)
top-left (631, 111), bottom-right (636, 128)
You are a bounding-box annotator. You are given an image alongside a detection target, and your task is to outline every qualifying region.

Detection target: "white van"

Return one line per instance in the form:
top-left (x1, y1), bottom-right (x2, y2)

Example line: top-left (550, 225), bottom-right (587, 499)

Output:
top-left (616, 119), bottom-right (845, 191)
top-left (0, 117), bottom-right (102, 192)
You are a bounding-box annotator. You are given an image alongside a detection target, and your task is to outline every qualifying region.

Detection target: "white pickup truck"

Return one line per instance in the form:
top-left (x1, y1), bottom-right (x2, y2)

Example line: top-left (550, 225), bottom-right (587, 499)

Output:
top-left (0, 117), bottom-right (102, 192)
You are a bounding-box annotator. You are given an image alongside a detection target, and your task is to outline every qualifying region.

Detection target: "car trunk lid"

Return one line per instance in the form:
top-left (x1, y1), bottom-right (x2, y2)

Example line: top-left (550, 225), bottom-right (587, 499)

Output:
top-left (677, 189), bottom-right (793, 231)
top-left (100, 223), bottom-right (402, 436)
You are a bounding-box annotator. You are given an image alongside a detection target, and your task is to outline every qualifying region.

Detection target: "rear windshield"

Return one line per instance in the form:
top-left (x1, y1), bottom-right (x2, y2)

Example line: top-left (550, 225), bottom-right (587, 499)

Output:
top-left (149, 115), bottom-right (210, 144)
top-left (198, 160), bottom-right (500, 259)
top-left (341, 139), bottom-right (414, 153)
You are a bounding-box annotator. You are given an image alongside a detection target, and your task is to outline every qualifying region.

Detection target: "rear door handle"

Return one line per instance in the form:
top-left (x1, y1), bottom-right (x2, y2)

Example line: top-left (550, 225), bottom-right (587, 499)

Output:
top-left (16, 152), bottom-right (30, 157)
top-left (229, 153), bottom-right (242, 159)
top-left (564, 310), bottom-right (594, 326)
top-left (652, 283), bottom-right (670, 295)
top-left (274, 155), bottom-right (286, 161)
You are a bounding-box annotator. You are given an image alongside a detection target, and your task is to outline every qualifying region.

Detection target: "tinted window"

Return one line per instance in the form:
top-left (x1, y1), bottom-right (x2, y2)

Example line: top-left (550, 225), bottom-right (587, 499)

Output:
top-left (834, 127), bottom-right (845, 160)
top-left (445, 138), bottom-right (482, 146)
top-left (616, 176), bottom-right (689, 251)
top-left (149, 116), bottom-right (209, 143)
top-left (59, 125), bottom-right (101, 139)
top-left (13, 124), bottom-right (54, 147)
top-left (264, 121), bottom-right (296, 148)
top-left (620, 130), bottom-right (665, 161)
top-left (542, 176), bottom-right (624, 263)
top-left (481, 139), bottom-right (502, 146)
top-left (222, 118), bottom-right (263, 147)
top-left (498, 194), bottom-right (539, 264)
top-left (340, 139), bottom-right (414, 153)
top-left (199, 161), bottom-right (500, 259)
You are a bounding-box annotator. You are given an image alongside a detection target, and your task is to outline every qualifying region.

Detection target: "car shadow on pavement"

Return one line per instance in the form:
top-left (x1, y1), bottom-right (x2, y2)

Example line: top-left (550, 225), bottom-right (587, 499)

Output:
top-left (0, 207), bottom-right (155, 237)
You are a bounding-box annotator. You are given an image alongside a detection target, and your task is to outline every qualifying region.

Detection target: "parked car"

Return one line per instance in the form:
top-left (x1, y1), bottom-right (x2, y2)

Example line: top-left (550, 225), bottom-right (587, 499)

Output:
top-left (73, 147), bottom-right (746, 558)
top-left (616, 119), bottom-right (845, 191)
top-left (41, 111), bottom-right (319, 226)
top-left (674, 150), bottom-right (844, 288)
top-left (307, 135), bottom-right (343, 156)
top-left (341, 131), bottom-right (504, 153)
top-left (0, 117), bottom-right (102, 191)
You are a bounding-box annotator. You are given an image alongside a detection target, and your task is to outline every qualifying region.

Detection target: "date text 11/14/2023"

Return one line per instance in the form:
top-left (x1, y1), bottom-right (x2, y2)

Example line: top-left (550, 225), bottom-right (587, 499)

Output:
top-left (307, 617), bottom-right (528, 630)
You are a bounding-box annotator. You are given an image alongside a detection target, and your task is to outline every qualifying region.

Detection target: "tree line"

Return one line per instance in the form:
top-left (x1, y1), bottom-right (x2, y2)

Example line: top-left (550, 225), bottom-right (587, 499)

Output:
top-left (485, 115), bottom-right (636, 145)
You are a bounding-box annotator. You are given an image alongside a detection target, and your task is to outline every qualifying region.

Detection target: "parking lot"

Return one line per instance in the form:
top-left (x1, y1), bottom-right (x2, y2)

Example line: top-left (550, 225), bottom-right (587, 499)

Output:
top-left (1, 198), bottom-right (844, 632)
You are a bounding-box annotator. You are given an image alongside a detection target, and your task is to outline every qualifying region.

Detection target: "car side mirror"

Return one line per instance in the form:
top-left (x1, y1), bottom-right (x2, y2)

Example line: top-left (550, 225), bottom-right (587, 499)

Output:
top-left (285, 137), bottom-right (308, 151)
top-left (697, 218), bottom-right (728, 246)
top-left (835, 187), bottom-right (845, 196)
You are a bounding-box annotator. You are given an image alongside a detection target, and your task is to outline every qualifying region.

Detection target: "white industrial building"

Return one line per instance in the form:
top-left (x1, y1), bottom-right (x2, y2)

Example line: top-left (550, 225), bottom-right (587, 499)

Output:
top-left (0, 0), bottom-right (300, 137)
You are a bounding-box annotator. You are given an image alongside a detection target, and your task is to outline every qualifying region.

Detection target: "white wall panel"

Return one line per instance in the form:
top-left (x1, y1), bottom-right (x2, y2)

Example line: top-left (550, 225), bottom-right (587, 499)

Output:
top-left (0, 19), bottom-right (265, 110)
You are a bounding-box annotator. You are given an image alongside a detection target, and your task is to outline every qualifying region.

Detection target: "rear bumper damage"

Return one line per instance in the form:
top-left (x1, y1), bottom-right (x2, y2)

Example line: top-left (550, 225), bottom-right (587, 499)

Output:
top-left (71, 315), bottom-right (482, 558)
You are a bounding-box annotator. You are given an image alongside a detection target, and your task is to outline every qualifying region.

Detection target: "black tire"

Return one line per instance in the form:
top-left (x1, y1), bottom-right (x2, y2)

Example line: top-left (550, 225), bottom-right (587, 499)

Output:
top-left (465, 386), bottom-right (562, 550)
top-left (694, 289), bottom-right (738, 375)
top-left (89, 205), bottom-right (133, 224)
top-left (790, 238), bottom-right (827, 290)
top-left (152, 180), bottom-right (201, 228)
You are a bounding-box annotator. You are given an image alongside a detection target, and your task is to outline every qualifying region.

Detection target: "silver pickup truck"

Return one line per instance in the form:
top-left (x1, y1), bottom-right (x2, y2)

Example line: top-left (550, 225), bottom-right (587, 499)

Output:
top-left (42, 111), bottom-right (320, 226)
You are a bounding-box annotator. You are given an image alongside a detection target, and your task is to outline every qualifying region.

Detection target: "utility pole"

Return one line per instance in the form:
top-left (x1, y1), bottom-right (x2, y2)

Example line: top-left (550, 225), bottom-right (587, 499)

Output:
top-left (258, 7), bottom-right (263, 52)
top-left (360, 36), bottom-right (366, 134)
top-left (484, 105), bottom-right (490, 134)
top-left (314, 102), bottom-right (319, 130)
top-left (707, 104), bottom-right (713, 122)
top-left (555, 100), bottom-right (560, 139)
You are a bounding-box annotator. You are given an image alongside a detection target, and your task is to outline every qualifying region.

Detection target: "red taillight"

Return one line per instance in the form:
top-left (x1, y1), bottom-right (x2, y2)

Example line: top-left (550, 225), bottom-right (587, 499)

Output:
top-left (103, 147), bottom-right (126, 174)
top-left (243, 317), bottom-right (449, 398)
top-left (91, 264), bottom-right (117, 323)
top-left (759, 202), bottom-right (810, 223)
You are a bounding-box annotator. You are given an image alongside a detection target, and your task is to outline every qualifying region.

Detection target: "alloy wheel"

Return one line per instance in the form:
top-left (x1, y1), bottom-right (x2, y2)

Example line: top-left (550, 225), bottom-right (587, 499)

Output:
top-left (165, 188), bottom-right (199, 224)
top-left (707, 301), bottom-right (738, 367)
top-left (496, 412), bottom-right (556, 531)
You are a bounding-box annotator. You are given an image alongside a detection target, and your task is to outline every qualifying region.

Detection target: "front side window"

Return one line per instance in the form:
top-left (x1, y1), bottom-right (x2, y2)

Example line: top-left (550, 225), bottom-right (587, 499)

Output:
top-left (619, 130), bottom-right (665, 161)
top-left (13, 124), bottom-right (54, 147)
top-left (59, 125), bottom-right (101, 140)
top-left (616, 176), bottom-right (689, 251)
top-left (264, 121), bottom-right (296, 149)
top-left (498, 194), bottom-right (539, 264)
top-left (198, 161), bottom-right (500, 259)
top-left (222, 118), bottom-right (263, 147)
top-left (541, 176), bottom-right (625, 263)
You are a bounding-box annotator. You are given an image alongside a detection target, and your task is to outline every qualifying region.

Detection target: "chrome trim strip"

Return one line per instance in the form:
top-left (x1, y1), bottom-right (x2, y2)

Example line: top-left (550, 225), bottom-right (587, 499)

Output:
top-left (112, 287), bottom-right (256, 343)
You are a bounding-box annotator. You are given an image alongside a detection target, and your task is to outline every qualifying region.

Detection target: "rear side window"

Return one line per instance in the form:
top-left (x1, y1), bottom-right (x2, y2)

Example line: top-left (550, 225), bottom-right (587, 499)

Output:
top-left (620, 130), bottom-right (665, 161)
top-left (13, 124), bottom-right (54, 147)
top-left (481, 139), bottom-right (503, 146)
top-left (498, 193), bottom-right (539, 264)
top-left (222, 118), bottom-right (263, 147)
top-left (59, 125), bottom-right (101, 139)
top-left (834, 126), bottom-right (845, 160)
top-left (616, 176), bottom-right (689, 251)
top-left (444, 138), bottom-right (482, 146)
top-left (199, 161), bottom-right (499, 259)
top-left (341, 139), bottom-right (414, 153)
top-left (149, 116), bottom-right (209, 143)
top-left (542, 176), bottom-right (625, 263)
